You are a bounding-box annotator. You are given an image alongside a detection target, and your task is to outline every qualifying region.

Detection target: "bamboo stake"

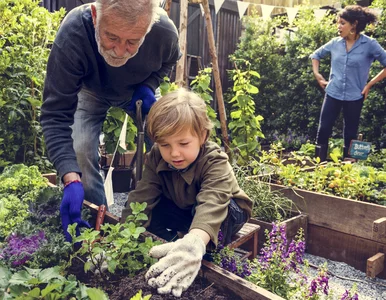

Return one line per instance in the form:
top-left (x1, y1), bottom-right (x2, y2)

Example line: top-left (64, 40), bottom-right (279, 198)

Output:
top-left (202, 0), bottom-right (230, 154)
top-left (175, 0), bottom-right (188, 87)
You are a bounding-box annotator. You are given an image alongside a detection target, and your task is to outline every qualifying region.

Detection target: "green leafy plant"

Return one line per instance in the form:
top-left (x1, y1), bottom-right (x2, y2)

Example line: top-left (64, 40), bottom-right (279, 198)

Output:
top-left (228, 59), bottom-right (264, 164)
top-left (266, 160), bottom-right (386, 204)
top-left (130, 290), bottom-right (152, 300)
top-left (102, 107), bottom-right (137, 167)
top-left (190, 68), bottom-right (221, 144)
top-left (0, 164), bottom-right (49, 238)
top-left (0, 265), bottom-right (108, 299)
top-left (0, 0), bottom-right (65, 170)
top-left (67, 202), bottom-right (159, 280)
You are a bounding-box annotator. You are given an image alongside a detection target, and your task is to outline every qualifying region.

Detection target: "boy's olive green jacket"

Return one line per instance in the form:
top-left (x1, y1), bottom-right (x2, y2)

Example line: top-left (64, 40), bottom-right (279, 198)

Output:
top-left (121, 141), bottom-right (252, 246)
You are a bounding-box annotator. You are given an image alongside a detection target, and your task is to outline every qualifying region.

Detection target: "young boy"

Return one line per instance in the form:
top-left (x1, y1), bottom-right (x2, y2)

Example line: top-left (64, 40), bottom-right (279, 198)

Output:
top-left (121, 88), bottom-right (252, 297)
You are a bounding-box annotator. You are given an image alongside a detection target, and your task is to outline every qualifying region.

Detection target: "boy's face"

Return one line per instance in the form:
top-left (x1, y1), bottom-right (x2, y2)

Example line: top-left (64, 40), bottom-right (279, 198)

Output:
top-left (157, 129), bottom-right (205, 170)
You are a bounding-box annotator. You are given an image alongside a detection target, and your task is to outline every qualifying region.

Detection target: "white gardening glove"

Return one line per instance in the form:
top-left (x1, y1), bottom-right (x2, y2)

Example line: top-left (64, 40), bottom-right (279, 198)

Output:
top-left (145, 233), bottom-right (206, 297)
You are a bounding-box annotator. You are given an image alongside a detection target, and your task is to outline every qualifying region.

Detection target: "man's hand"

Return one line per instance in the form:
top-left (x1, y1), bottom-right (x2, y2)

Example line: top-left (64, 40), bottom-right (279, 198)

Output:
top-left (129, 85), bottom-right (156, 115)
top-left (145, 233), bottom-right (206, 297)
top-left (60, 181), bottom-right (91, 241)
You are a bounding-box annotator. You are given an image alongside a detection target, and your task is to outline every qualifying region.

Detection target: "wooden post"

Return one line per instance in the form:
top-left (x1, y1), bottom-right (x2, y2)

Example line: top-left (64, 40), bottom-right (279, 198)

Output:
top-left (175, 0), bottom-right (188, 87)
top-left (367, 252), bottom-right (385, 278)
top-left (373, 217), bottom-right (386, 243)
top-left (164, 0), bottom-right (173, 16)
top-left (202, 0), bottom-right (230, 154)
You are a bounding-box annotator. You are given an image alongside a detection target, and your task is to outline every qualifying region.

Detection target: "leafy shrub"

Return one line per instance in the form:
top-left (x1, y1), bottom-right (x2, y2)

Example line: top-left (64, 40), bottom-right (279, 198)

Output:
top-left (0, 164), bottom-right (48, 238)
top-left (0, 0), bottom-right (65, 170)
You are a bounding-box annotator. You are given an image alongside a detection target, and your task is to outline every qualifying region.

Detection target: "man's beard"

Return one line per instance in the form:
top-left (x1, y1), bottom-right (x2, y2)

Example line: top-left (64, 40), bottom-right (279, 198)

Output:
top-left (94, 25), bottom-right (141, 67)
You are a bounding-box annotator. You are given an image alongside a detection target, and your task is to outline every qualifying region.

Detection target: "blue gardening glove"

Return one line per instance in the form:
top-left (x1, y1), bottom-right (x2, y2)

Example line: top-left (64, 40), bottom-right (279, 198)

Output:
top-left (128, 84), bottom-right (156, 115)
top-left (60, 181), bottom-right (91, 242)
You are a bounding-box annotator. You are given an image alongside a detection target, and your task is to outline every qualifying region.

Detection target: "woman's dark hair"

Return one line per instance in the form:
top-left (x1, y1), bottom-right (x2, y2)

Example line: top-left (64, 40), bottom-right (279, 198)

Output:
top-left (338, 5), bottom-right (377, 33)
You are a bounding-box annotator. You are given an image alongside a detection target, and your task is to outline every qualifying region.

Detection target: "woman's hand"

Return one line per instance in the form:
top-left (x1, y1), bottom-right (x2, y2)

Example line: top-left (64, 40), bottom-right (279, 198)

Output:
top-left (315, 73), bottom-right (328, 89)
top-left (361, 84), bottom-right (372, 100)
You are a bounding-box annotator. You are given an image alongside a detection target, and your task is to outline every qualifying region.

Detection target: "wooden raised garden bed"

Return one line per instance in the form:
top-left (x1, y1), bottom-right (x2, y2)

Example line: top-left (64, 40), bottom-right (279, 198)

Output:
top-left (267, 182), bottom-right (386, 279)
top-left (249, 213), bottom-right (308, 252)
top-left (83, 200), bottom-right (284, 300)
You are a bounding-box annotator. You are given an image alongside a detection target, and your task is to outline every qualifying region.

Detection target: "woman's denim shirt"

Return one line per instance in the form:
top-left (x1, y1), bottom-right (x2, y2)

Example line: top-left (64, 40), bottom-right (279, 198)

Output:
top-left (310, 34), bottom-right (386, 101)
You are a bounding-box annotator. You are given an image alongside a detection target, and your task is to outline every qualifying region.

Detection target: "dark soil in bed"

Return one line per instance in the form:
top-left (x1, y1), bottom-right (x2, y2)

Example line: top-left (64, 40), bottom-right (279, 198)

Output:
top-left (69, 260), bottom-right (240, 299)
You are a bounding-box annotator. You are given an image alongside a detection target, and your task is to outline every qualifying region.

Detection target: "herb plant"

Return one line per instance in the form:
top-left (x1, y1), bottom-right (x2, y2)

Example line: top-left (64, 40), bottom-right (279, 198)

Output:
top-left (0, 265), bottom-right (108, 299)
top-left (234, 164), bottom-right (298, 222)
top-left (68, 202), bottom-right (159, 280)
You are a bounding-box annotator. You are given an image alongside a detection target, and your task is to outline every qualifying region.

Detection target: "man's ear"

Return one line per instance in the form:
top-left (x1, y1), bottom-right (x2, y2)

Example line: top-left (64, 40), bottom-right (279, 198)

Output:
top-left (91, 4), bottom-right (97, 27)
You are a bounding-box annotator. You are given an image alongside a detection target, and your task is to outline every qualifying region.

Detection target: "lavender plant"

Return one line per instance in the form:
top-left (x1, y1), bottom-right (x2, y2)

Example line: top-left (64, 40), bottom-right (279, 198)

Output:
top-left (246, 224), bottom-right (361, 299)
top-left (211, 230), bottom-right (252, 278)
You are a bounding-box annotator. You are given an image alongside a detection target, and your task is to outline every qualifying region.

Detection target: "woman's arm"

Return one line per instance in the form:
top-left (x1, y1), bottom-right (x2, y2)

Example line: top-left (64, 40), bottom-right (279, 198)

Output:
top-left (361, 68), bottom-right (386, 100)
top-left (312, 58), bottom-right (328, 89)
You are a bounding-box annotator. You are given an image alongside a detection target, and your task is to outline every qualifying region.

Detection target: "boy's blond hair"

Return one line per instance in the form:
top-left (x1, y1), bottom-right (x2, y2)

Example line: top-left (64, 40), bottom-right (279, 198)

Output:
top-left (147, 88), bottom-right (213, 142)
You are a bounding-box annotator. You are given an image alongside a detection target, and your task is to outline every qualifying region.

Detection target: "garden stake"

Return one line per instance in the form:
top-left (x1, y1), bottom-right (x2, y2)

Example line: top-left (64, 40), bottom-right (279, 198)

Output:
top-left (95, 204), bottom-right (107, 231)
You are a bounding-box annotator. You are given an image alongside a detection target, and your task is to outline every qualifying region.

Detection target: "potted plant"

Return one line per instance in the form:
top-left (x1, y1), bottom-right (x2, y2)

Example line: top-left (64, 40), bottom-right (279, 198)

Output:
top-left (100, 107), bottom-right (137, 193)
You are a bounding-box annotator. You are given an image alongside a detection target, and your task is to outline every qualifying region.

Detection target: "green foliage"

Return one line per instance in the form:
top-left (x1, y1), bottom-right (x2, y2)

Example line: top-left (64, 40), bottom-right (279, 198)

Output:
top-left (0, 265), bottom-right (108, 299)
top-left (266, 160), bottom-right (386, 203)
top-left (159, 76), bottom-right (179, 96)
top-left (0, 164), bottom-right (48, 238)
top-left (228, 59), bottom-right (264, 164)
top-left (102, 107), bottom-right (137, 166)
top-left (234, 164), bottom-right (298, 222)
top-left (360, 0), bottom-right (386, 148)
top-left (0, 0), bottom-right (65, 169)
top-left (230, 13), bottom-right (285, 138)
top-left (68, 202), bottom-right (159, 280)
top-left (130, 290), bottom-right (152, 300)
top-left (190, 68), bottom-right (221, 144)
top-left (363, 148), bottom-right (386, 169)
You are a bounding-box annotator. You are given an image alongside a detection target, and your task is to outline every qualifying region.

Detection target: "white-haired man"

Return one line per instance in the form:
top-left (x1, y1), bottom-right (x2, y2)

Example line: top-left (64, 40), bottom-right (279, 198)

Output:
top-left (40, 0), bottom-right (180, 242)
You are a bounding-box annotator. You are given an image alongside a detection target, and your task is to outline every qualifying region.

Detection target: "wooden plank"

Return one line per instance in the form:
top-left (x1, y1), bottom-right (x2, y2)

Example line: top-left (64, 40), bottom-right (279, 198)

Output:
top-left (373, 217), bottom-right (386, 243)
top-left (306, 224), bottom-right (386, 278)
top-left (367, 253), bottom-right (385, 278)
top-left (268, 183), bottom-right (386, 241)
top-left (228, 223), bottom-right (260, 259)
top-left (249, 213), bottom-right (308, 252)
top-left (200, 260), bottom-right (284, 300)
top-left (42, 173), bottom-right (57, 185)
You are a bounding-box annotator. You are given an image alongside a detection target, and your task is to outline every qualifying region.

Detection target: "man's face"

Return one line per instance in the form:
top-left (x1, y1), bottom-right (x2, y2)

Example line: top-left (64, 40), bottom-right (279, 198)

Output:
top-left (91, 5), bottom-right (150, 67)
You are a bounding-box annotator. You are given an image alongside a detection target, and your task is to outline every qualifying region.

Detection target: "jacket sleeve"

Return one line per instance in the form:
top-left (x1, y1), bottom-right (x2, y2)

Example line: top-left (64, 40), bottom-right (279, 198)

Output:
top-left (190, 152), bottom-right (235, 246)
top-left (40, 43), bottom-right (85, 179)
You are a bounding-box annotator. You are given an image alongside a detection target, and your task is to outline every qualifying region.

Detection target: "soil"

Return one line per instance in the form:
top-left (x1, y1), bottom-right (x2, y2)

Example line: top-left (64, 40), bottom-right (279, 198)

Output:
top-left (69, 258), bottom-right (240, 300)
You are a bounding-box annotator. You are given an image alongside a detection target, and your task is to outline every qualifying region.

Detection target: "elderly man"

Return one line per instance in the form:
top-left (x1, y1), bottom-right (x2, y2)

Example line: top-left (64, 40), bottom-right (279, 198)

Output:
top-left (40, 0), bottom-right (180, 241)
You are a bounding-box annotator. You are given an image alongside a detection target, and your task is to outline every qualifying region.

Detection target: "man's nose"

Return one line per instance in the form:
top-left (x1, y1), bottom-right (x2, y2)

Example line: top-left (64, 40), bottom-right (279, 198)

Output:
top-left (114, 43), bottom-right (129, 58)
